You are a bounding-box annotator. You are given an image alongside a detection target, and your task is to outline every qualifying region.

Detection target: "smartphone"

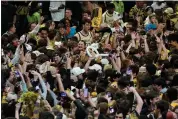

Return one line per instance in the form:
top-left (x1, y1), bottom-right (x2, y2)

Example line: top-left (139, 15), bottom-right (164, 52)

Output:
top-left (84, 88), bottom-right (88, 98)
top-left (60, 92), bottom-right (67, 97)
top-left (109, 107), bottom-right (115, 113)
top-left (126, 68), bottom-right (132, 75)
top-left (15, 71), bottom-right (20, 77)
top-left (107, 92), bottom-right (112, 97)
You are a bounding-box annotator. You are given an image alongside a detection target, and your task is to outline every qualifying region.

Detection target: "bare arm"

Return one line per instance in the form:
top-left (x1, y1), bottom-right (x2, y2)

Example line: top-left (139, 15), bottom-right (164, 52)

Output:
top-left (143, 36), bottom-right (149, 53)
top-left (112, 33), bottom-right (117, 49)
top-left (31, 71), bottom-right (47, 99)
top-left (15, 103), bottom-right (21, 119)
top-left (13, 15), bottom-right (16, 25)
top-left (115, 53), bottom-right (121, 72)
top-left (84, 58), bottom-right (93, 71)
top-left (130, 87), bottom-right (143, 115)
top-left (24, 73), bottom-right (33, 89)
top-left (105, 33), bottom-right (110, 45)
top-left (110, 56), bottom-right (120, 73)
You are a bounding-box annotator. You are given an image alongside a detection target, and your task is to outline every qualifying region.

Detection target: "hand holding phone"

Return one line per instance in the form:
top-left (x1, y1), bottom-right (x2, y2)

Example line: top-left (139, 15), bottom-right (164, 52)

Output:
top-left (109, 107), bottom-right (115, 113)
top-left (84, 88), bottom-right (88, 98)
top-left (126, 68), bottom-right (132, 75)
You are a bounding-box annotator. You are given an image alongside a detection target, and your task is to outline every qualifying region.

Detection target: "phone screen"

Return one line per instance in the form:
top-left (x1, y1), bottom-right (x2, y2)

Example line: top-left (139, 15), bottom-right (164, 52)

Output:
top-left (15, 71), bottom-right (20, 77)
top-left (126, 68), bottom-right (132, 75)
top-left (107, 92), bottom-right (111, 97)
top-left (109, 107), bottom-right (115, 113)
top-left (60, 92), bottom-right (67, 97)
top-left (84, 88), bottom-right (88, 98)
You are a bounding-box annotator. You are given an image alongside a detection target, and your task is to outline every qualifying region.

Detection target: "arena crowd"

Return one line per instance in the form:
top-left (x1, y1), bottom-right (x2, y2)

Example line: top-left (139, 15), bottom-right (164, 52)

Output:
top-left (1, 1), bottom-right (178, 119)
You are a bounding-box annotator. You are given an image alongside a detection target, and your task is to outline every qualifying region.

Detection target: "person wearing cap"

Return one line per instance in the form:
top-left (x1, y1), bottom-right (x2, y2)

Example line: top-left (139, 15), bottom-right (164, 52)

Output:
top-left (89, 64), bottom-right (102, 72)
top-left (71, 67), bottom-right (85, 77)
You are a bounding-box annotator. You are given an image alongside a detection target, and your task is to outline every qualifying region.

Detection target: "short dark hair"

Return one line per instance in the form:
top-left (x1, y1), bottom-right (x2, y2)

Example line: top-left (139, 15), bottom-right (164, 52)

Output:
top-left (7, 23), bottom-right (14, 31)
top-left (27, 38), bottom-right (37, 46)
top-left (58, 23), bottom-right (65, 29)
top-left (82, 19), bottom-right (91, 25)
top-left (156, 100), bottom-right (169, 112)
top-left (172, 74), bottom-right (178, 86)
top-left (168, 32), bottom-right (178, 42)
top-left (39, 27), bottom-right (49, 33)
top-left (130, 65), bottom-right (139, 75)
top-left (173, 59), bottom-right (178, 69)
top-left (146, 64), bottom-right (157, 76)
top-left (48, 30), bottom-right (57, 40)
top-left (107, 3), bottom-right (115, 9)
top-left (45, 20), bottom-right (54, 28)
top-left (38, 39), bottom-right (48, 48)
top-left (66, 8), bottom-right (72, 12)
top-left (167, 88), bottom-right (178, 102)
top-left (154, 77), bottom-right (166, 88)
top-left (8, 34), bottom-right (18, 43)
top-left (118, 76), bottom-right (130, 89)
top-left (83, 10), bottom-right (91, 16)
top-left (39, 111), bottom-right (54, 119)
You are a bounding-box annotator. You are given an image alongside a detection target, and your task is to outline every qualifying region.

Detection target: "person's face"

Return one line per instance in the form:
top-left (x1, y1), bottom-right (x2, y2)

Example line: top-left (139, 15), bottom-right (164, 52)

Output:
top-left (126, 24), bottom-right (132, 31)
top-left (115, 113), bottom-right (124, 119)
top-left (151, 96), bottom-right (161, 106)
top-left (65, 10), bottom-right (72, 18)
top-left (83, 13), bottom-right (89, 20)
top-left (30, 23), bottom-right (37, 31)
top-left (158, 23), bottom-right (166, 29)
top-left (136, 1), bottom-right (144, 8)
top-left (50, 22), bottom-right (55, 30)
top-left (78, 41), bottom-right (85, 51)
top-left (53, 55), bottom-right (61, 64)
top-left (65, 20), bottom-right (70, 27)
top-left (108, 8), bottom-right (114, 14)
top-left (40, 30), bottom-right (48, 39)
top-left (151, 17), bottom-right (156, 23)
top-left (147, 8), bottom-right (153, 15)
top-left (59, 27), bottom-right (65, 35)
top-left (154, 85), bottom-right (162, 92)
top-left (83, 22), bottom-right (91, 32)
top-left (12, 38), bottom-right (19, 47)
top-left (10, 24), bottom-right (16, 33)
top-left (169, 41), bottom-right (178, 47)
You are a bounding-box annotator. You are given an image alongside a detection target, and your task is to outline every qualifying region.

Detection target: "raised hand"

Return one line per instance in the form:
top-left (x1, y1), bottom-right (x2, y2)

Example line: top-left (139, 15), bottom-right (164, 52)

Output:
top-left (15, 103), bottom-right (21, 111)
top-left (31, 70), bottom-right (40, 76)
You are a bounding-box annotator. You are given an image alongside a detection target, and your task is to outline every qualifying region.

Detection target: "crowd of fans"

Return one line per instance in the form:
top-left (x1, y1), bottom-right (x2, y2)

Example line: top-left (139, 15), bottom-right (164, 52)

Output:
top-left (1, 1), bottom-right (178, 119)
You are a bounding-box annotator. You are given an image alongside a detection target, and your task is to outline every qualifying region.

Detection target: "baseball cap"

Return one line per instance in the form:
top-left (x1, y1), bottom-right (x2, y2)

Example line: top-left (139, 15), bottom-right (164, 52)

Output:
top-left (89, 64), bottom-right (102, 72)
top-left (164, 7), bottom-right (174, 14)
top-left (71, 67), bottom-right (85, 76)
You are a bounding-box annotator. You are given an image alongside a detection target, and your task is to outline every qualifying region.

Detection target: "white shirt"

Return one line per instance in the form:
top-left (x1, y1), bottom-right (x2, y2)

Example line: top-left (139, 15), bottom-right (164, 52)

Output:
top-left (49, 1), bottom-right (65, 21)
top-left (102, 10), bottom-right (122, 28)
top-left (151, 2), bottom-right (167, 11)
